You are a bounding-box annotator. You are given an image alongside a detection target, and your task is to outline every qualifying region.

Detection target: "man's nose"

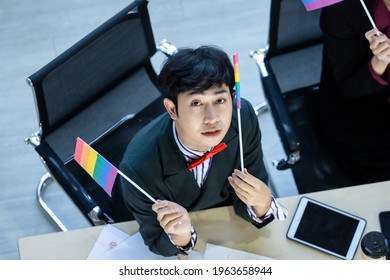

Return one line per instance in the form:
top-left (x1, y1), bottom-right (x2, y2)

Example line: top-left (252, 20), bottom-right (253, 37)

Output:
top-left (204, 105), bottom-right (220, 124)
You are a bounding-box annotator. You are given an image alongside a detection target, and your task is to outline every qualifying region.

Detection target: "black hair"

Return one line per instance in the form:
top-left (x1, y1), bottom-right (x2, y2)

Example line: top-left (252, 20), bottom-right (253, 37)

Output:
top-left (157, 45), bottom-right (235, 107)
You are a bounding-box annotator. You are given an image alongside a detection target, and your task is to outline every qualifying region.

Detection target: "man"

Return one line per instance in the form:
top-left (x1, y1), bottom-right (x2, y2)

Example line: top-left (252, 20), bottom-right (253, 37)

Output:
top-left (114, 46), bottom-right (287, 256)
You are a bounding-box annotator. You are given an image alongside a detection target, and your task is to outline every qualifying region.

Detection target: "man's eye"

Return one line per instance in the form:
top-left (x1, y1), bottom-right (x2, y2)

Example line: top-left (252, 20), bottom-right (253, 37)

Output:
top-left (216, 99), bottom-right (226, 104)
top-left (191, 101), bottom-right (202, 106)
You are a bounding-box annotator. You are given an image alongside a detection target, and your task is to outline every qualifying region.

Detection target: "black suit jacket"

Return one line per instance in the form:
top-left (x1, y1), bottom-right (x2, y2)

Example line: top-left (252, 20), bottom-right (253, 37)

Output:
top-left (115, 98), bottom-right (272, 256)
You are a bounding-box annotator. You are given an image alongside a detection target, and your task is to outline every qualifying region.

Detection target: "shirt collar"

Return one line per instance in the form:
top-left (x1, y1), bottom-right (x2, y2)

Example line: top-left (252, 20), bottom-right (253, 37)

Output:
top-left (172, 122), bottom-right (207, 162)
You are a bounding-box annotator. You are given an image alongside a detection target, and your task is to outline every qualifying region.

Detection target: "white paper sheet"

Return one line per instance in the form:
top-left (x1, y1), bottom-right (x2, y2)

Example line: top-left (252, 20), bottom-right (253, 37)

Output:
top-left (88, 225), bottom-right (270, 260)
top-left (87, 224), bottom-right (130, 259)
top-left (203, 243), bottom-right (273, 260)
top-left (87, 225), bottom-right (177, 260)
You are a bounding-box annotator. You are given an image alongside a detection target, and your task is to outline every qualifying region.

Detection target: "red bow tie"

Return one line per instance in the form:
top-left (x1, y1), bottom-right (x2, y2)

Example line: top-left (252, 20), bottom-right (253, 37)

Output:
top-left (187, 142), bottom-right (227, 170)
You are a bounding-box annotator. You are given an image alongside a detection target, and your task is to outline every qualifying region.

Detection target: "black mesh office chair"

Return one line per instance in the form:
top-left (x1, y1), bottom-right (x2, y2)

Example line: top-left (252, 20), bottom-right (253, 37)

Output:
top-left (250, 0), bottom-right (357, 194)
top-left (25, 0), bottom-right (176, 230)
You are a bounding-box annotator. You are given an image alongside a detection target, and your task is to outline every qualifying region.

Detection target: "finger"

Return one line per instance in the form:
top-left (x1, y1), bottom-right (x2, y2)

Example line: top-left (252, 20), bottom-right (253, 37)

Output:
top-left (365, 29), bottom-right (380, 41)
top-left (373, 47), bottom-right (390, 59)
top-left (155, 203), bottom-right (180, 221)
top-left (160, 212), bottom-right (183, 228)
top-left (371, 35), bottom-right (389, 49)
top-left (229, 177), bottom-right (249, 202)
top-left (376, 42), bottom-right (390, 53)
top-left (232, 169), bottom-right (260, 187)
top-left (228, 174), bottom-right (248, 190)
top-left (231, 173), bottom-right (262, 198)
top-left (152, 200), bottom-right (169, 213)
top-left (228, 176), bottom-right (250, 198)
top-left (234, 190), bottom-right (249, 204)
top-left (164, 220), bottom-right (182, 233)
top-left (157, 205), bottom-right (181, 217)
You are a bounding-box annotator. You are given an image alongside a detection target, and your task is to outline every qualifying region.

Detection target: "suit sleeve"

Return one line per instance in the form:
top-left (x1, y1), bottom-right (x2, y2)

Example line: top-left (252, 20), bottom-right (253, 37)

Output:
top-left (118, 161), bottom-right (187, 257)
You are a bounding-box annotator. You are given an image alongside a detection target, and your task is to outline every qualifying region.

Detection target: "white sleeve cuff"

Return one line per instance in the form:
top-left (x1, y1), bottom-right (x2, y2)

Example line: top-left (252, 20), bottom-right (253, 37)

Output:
top-left (167, 226), bottom-right (197, 253)
top-left (247, 196), bottom-right (288, 223)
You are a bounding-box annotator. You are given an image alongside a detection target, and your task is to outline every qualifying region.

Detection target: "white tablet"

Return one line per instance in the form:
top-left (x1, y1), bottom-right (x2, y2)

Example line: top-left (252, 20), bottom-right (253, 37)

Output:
top-left (287, 196), bottom-right (366, 260)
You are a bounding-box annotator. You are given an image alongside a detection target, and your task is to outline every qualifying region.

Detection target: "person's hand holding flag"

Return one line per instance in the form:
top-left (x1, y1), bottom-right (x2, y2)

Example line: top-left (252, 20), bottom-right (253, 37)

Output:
top-left (365, 28), bottom-right (390, 77)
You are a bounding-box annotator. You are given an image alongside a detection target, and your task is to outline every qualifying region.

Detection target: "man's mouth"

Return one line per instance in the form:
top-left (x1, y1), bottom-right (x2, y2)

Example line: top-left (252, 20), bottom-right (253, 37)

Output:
top-left (201, 129), bottom-right (222, 137)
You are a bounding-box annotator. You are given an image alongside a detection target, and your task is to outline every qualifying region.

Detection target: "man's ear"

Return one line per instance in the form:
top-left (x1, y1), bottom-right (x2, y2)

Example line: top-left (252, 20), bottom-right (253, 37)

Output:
top-left (231, 90), bottom-right (236, 100)
top-left (163, 98), bottom-right (178, 120)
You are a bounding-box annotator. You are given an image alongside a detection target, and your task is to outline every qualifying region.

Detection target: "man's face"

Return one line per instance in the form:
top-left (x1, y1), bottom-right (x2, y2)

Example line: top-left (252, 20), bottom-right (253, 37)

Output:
top-left (164, 84), bottom-right (233, 152)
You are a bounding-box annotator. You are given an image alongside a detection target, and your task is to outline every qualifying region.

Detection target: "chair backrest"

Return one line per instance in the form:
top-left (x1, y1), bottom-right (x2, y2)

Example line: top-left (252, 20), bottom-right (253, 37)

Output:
top-left (267, 0), bottom-right (323, 94)
top-left (255, 0), bottom-right (356, 194)
top-left (28, 0), bottom-right (159, 163)
top-left (268, 0), bottom-right (323, 55)
top-left (27, 0), bottom-right (166, 225)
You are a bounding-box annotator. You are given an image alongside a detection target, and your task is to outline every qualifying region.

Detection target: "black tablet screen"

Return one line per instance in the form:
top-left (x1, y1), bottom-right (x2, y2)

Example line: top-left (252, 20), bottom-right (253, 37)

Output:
top-left (294, 201), bottom-right (360, 257)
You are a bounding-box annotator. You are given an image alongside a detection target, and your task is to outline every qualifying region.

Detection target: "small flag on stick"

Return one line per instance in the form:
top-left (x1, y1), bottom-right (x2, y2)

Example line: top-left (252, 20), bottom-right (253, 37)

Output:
top-left (233, 54), bottom-right (244, 171)
top-left (233, 54), bottom-right (241, 109)
top-left (74, 137), bottom-right (156, 203)
top-left (301, 0), bottom-right (377, 32)
top-left (74, 137), bottom-right (117, 196)
top-left (301, 0), bottom-right (343, 11)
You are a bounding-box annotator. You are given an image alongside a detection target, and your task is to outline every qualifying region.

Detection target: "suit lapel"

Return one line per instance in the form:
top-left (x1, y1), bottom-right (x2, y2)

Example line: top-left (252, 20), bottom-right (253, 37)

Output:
top-left (190, 122), bottom-right (239, 209)
top-left (157, 117), bottom-right (201, 208)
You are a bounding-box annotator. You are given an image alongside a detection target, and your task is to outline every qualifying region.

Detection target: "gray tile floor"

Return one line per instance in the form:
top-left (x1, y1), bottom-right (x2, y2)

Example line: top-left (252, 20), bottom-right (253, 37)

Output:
top-left (0, 0), bottom-right (298, 260)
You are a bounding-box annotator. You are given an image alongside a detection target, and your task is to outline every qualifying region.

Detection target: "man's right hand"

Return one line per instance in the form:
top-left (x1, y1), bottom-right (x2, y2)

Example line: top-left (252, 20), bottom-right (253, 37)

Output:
top-left (152, 200), bottom-right (192, 247)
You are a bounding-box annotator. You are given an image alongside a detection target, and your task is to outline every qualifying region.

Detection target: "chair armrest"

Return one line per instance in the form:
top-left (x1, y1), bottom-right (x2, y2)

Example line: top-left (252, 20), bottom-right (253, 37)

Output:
top-left (250, 49), bottom-right (301, 170)
top-left (34, 142), bottom-right (105, 224)
top-left (157, 39), bottom-right (178, 56)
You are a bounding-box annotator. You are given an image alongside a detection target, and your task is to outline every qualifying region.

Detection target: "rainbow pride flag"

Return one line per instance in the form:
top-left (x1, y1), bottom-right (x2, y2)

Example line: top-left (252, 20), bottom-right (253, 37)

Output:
top-left (74, 137), bottom-right (118, 196)
top-left (301, 0), bottom-right (343, 11)
top-left (233, 53), bottom-right (244, 171)
top-left (233, 54), bottom-right (241, 109)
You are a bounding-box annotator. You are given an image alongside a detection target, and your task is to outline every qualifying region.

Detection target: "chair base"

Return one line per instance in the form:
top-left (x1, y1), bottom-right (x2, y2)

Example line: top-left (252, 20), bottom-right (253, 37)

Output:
top-left (36, 172), bottom-right (68, 231)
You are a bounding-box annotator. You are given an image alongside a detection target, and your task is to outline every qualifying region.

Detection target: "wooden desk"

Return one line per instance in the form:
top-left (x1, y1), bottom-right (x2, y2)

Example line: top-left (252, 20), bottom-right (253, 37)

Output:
top-left (18, 181), bottom-right (390, 260)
